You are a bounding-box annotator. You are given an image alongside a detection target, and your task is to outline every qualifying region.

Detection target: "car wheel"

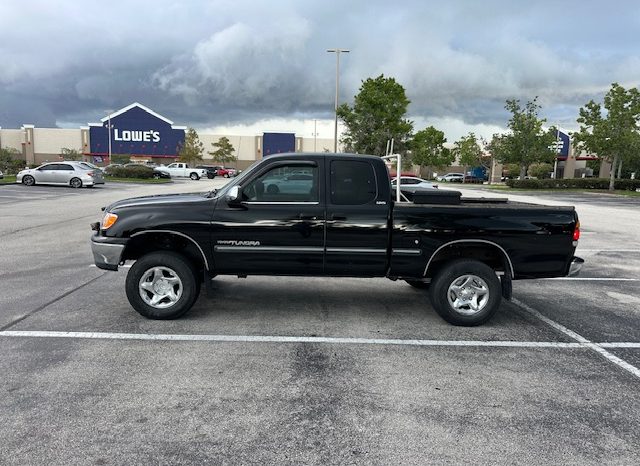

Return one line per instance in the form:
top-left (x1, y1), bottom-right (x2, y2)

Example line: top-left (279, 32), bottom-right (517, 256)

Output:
top-left (153, 173), bottom-right (161, 179)
top-left (405, 279), bottom-right (430, 289)
top-left (125, 251), bottom-right (200, 319)
top-left (429, 259), bottom-right (501, 326)
top-left (190, 172), bottom-right (200, 180)
top-left (22, 175), bottom-right (35, 186)
top-left (224, 173), bottom-right (229, 178)
top-left (70, 177), bottom-right (82, 188)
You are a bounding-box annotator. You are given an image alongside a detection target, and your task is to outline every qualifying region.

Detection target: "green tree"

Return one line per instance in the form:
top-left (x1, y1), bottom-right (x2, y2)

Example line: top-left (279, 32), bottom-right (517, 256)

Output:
top-left (60, 148), bottom-right (82, 161)
top-left (410, 126), bottom-right (454, 173)
top-left (490, 98), bottom-right (556, 179)
top-left (177, 128), bottom-right (204, 165)
top-left (573, 83), bottom-right (640, 190)
top-left (528, 162), bottom-right (554, 179)
top-left (337, 74), bottom-right (413, 155)
top-left (110, 154), bottom-right (131, 165)
top-left (453, 132), bottom-right (483, 182)
top-left (208, 136), bottom-right (237, 166)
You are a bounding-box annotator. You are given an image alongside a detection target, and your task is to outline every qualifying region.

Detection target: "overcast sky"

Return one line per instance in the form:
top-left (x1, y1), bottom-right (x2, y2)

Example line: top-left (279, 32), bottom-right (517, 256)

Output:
top-left (1, 0), bottom-right (639, 141)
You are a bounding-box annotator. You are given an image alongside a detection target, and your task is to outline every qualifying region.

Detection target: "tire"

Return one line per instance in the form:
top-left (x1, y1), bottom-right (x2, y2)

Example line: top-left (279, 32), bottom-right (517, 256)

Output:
top-left (266, 184), bottom-right (279, 194)
top-left (70, 177), bottom-right (82, 188)
top-left (189, 172), bottom-right (200, 180)
top-left (22, 175), bottom-right (35, 186)
top-left (405, 279), bottom-right (430, 289)
top-left (429, 259), bottom-right (501, 326)
top-left (125, 251), bottom-right (200, 319)
top-left (153, 173), bottom-right (161, 179)
top-left (224, 173), bottom-right (230, 178)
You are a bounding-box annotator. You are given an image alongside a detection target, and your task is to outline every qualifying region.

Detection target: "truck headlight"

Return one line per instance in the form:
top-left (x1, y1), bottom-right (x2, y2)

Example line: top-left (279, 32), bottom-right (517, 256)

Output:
top-left (102, 212), bottom-right (118, 229)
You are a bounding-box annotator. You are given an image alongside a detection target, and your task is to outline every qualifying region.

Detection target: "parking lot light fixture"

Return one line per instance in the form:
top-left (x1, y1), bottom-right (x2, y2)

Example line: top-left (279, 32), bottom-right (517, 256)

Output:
top-left (327, 48), bottom-right (350, 153)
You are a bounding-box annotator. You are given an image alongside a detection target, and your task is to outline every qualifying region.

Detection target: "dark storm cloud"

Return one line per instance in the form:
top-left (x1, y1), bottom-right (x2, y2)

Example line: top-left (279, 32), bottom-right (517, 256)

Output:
top-left (1, 0), bottom-right (639, 132)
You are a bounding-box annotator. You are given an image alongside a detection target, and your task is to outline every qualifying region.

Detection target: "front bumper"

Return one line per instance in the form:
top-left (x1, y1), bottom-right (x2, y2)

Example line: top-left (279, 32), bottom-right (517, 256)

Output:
top-left (567, 256), bottom-right (584, 277)
top-left (91, 235), bottom-right (128, 271)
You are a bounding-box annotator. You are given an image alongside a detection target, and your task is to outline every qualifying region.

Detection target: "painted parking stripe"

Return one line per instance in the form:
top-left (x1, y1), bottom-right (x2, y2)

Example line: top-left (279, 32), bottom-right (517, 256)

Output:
top-left (540, 277), bottom-right (639, 281)
top-left (512, 298), bottom-right (640, 379)
top-left (1, 330), bottom-right (639, 350)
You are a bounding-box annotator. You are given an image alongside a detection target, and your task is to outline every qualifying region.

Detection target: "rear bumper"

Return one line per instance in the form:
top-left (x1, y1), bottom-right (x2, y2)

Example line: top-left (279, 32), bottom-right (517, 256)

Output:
top-left (91, 235), bottom-right (128, 271)
top-left (567, 256), bottom-right (584, 277)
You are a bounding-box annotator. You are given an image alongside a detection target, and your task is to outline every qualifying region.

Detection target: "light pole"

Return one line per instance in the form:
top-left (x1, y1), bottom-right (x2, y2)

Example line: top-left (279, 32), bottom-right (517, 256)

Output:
top-left (105, 110), bottom-right (113, 164)
top-left (312, 119), bottom-right (318, 152)
top-left (327, 48), bottom-right (349, 153)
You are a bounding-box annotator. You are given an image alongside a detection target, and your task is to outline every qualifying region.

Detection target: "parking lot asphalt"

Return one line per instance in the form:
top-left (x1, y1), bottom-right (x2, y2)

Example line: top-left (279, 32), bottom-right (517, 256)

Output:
top-left (0, 180), bottom-right (639, 464)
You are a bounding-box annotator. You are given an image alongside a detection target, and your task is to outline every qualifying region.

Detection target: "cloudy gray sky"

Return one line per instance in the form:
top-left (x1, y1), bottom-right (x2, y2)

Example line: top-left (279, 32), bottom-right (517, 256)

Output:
top-left (1, 0), bottom-right (639, 140)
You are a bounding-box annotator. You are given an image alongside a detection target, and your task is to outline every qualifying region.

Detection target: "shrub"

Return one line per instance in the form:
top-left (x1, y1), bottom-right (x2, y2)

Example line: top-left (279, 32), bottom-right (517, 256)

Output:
top-left (505, 177), bottom-right (640, 191)
top-left (105, 165), bottom-right (155, 179)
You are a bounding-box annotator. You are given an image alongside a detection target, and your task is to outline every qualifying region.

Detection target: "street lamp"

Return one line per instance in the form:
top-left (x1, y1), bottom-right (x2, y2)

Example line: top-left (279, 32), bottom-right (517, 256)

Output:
top-left (105, 109), bottom-right (114, 163)
top-left (327, 48), bottom-right (349, 153)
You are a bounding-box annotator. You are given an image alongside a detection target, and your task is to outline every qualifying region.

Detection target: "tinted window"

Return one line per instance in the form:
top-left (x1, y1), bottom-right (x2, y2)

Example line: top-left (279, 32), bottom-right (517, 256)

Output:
top-left (39, 164), bottom-right (59, 171)
top-left (243, 165), bottom-right (318, 202)
top-left (331, 161), bottom-right (377, 205)
top-left (58, 164), bottom-right (74, 171)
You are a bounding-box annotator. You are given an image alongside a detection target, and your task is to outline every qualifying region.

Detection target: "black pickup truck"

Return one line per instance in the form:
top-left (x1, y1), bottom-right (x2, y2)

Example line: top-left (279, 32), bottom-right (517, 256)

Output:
top-left (91, 153), bottom-right (583, 326)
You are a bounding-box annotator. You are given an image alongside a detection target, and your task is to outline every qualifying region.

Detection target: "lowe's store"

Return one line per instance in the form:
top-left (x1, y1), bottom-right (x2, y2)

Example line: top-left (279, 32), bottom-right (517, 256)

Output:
top-left (0, 103), bottom-right (335, 170)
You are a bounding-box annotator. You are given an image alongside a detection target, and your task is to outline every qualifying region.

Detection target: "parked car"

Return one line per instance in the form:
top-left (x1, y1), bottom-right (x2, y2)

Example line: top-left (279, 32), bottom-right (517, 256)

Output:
top-left (214, 165), bottom-right (236, 178)
top-left (391, 176), bottom-right (438, 190)
top-left (391, 176), bottom-right (438, 201)
top-left (79, 161), bottom-right (104, 173)
top-left (436, 173), bottom-right (464, 182)
top-left (155, 163), bottom-right (208, 180)
top-left (17, 162), bottom-right (104, 188)
top-left (91, 153), bottom-right (583, 326)
top-left (195, 165), bottom-right (218, 179)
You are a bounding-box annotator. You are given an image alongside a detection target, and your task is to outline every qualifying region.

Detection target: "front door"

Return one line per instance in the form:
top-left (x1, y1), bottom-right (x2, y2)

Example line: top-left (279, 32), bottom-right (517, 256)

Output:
top-left (211, 159), bottom-right (325, 275)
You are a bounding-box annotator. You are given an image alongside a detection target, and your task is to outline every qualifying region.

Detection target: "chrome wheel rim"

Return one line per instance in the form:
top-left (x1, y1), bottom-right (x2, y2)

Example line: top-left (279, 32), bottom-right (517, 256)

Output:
top-left (447, 274), bottom-right (489, 315)
top-left (24, 176), bottom-right (34, 186)
top-left (138, 266), bottom-right (183, 309)
top-left (71, 178), bottom-right (81, 188)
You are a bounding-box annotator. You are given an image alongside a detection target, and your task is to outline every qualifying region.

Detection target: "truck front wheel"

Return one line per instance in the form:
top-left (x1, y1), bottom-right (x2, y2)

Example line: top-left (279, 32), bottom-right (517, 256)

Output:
top-left (429, 259), bottom-right (501, 326)
top-left (125, 251), bottom-right (200, 319)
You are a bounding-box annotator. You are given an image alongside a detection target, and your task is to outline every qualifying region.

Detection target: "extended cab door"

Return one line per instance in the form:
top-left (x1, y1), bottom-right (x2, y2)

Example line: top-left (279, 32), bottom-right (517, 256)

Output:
top-left (324, 158), bottom-right (390, 276)
top-left (211, 158), bottom-right (325, 275)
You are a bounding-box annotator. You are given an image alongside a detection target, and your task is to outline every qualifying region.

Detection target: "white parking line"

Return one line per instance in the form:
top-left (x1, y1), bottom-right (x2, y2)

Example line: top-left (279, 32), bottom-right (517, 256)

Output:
top-left (540, 277), bottom-right (639, 281)
top-left (1, 330), bottom-right (639, 352)
top-left (512, 298), bottom-right (640, 379)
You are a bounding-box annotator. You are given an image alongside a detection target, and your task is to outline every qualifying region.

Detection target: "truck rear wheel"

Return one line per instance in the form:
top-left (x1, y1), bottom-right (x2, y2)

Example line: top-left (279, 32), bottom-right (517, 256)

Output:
top-left (429, 259), bottom-right (501, 326)
top-left (125, 251), bottom-right (200, 319)
top-left (189, 172), bottom-right (200, 180)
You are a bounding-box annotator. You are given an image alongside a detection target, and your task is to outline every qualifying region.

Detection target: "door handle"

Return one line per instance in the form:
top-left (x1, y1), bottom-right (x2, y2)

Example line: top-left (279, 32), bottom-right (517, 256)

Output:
top-left (330, 214), bottom-right (347, 221)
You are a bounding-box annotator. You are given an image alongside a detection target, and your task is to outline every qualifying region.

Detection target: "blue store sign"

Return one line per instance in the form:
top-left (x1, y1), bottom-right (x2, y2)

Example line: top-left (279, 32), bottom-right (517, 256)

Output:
top-left (88, 103), bottom-right (186, 158)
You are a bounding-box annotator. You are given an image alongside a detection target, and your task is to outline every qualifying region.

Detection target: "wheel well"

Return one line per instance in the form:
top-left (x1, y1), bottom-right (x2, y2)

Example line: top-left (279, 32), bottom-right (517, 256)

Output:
top-left (122, 233), bottom-right (206, 278)
top-left (425, 243), bottom-right (512, 279)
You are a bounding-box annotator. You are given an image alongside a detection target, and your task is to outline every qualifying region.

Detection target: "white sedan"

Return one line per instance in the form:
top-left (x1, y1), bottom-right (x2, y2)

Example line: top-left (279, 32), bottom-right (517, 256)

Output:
top-left (16, 162), bottom-right (104, 188)
top-left (391, 176), bottom-right (438, 190)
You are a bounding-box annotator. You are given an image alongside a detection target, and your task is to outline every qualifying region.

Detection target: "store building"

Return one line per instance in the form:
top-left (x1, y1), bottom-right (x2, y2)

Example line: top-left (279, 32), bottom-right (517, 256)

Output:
top-left (0, 103), bottom-right (335, 170)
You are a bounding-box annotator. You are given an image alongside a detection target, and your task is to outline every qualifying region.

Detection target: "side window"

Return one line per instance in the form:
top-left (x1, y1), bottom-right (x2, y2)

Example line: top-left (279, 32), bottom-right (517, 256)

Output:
top-left (168, 163), bottom-right (176, 168)
top-left (330, 161), bottom-right (377, 205)
top-left (59, 164), bottom-right (74, 171)
top-left (243, 165), bottom-right (318, 202)
top-left (40, 164), bottom-right (59, 171)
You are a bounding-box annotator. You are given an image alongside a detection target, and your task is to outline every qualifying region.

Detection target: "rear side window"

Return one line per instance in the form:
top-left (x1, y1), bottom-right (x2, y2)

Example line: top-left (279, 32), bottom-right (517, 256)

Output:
top-left (58, 164), bottom-right (74, 171)
top-left (330, 161), bottom-right (377, 205)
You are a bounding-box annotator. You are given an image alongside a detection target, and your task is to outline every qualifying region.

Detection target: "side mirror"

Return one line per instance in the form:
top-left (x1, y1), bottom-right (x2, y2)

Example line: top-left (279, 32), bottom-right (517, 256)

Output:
top-left (226, 185), bottom-right (243, 205)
